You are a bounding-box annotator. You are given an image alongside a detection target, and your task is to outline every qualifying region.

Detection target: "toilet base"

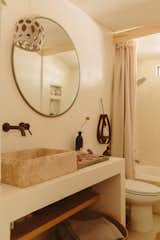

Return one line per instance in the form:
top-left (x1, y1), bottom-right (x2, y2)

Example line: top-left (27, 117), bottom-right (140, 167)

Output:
top-left (130, 204), bottom-right (153, 232)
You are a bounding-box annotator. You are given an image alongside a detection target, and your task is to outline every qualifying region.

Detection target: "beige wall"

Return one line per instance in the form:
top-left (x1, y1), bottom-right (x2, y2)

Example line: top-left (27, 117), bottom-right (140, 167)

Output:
top-left (0, 0), bottom-right (113, 154)
top-left (135, 56), bottom-right (160, 165)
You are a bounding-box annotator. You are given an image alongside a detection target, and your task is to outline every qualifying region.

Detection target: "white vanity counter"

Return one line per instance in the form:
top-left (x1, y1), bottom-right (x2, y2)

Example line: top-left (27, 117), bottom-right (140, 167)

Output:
top-left (0, 157), bottom-right (125, 239)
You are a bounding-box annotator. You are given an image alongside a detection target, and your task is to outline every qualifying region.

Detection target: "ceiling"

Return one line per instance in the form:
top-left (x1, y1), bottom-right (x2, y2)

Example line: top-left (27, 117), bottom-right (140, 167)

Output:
top-left (137, 33), bottom-right (160, 58)
top-left (70, 0), bottom-right (160, 31)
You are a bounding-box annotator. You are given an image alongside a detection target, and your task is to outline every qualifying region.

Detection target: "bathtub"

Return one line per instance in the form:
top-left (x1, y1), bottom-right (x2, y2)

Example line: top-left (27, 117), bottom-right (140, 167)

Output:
top-left (135, 163), bottom-right (160, 214)
top-left (135, 164), bottom-right (160, 185)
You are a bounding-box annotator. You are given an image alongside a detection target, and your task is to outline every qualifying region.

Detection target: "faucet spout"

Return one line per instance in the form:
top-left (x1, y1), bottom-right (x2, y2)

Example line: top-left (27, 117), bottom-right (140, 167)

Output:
top-left (19, 126), bottom-right (26, 136)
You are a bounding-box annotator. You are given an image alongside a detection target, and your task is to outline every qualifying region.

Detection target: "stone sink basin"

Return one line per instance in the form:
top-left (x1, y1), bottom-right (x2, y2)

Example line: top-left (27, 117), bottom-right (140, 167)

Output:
top-left (1, 148), bottom-right (77, 188)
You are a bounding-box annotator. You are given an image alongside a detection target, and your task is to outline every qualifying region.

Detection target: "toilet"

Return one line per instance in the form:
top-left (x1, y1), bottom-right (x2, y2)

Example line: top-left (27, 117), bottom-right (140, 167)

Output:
top-left (126, 179), bottom-right (160, 232)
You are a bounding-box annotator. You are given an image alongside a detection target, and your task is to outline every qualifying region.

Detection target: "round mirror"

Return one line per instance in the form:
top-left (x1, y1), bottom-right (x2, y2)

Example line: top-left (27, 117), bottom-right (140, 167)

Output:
top-left (12, 17), bottom-right (80, 117)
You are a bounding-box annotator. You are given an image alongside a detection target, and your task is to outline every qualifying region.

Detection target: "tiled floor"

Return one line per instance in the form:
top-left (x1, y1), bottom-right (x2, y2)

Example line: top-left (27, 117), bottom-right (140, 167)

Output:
top-left (128, 214), bottom-right (160, 240)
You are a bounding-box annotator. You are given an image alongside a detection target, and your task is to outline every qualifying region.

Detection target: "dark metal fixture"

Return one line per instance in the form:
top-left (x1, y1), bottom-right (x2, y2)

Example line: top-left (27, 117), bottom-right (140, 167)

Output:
top-left (75, 131), bottom-right (83, 151)
top-left (97, 99), bottom-right (111, 156)
top-left (97, 114), bottom-right (111, 144)
top-left (2, 122), bottom-right (32, 136)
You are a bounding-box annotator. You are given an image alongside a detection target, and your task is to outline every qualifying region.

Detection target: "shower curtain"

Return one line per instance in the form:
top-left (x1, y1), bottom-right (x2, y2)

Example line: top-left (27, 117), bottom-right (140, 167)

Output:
top-left (111, 41), bottom-right (136, 179)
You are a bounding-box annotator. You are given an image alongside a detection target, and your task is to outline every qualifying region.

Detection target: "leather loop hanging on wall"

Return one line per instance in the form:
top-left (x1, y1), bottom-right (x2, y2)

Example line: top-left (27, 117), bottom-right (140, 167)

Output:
top-left (97, 114), bottom-right (111, 144)
top-left (97, 99), bottom-right (111, 146)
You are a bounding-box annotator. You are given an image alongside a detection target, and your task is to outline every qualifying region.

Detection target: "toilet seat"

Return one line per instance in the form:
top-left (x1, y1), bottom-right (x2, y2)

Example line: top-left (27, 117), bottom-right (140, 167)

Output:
top-left (126, 179), bottom-right (160, 196)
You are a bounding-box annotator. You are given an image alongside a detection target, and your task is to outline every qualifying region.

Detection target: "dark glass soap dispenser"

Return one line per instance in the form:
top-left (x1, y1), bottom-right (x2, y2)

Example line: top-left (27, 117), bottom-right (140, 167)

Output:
top-left (75, 131), bottom-right (83, 151)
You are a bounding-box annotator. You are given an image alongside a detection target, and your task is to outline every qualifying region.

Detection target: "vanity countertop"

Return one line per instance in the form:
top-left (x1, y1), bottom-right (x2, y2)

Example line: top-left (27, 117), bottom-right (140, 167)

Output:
top-left (0, 157), bottom-right (125, 240)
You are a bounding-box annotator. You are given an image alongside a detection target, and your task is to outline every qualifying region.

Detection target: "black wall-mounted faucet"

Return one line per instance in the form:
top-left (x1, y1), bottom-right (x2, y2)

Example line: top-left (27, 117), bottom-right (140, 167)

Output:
top-left (2, 122), bottom-right (32, 136)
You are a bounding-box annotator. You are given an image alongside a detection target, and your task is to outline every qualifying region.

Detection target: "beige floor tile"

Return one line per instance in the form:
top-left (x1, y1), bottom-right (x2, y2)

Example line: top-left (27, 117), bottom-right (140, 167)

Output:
top-left (128, 214), bottom-right (160, 240)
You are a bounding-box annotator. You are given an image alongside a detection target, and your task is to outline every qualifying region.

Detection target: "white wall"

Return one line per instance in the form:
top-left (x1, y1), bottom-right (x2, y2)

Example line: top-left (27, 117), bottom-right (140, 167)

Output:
top-left (0, 0), bottom-right (113, 154)
top-left (135, 56), bottom-right (160, 165)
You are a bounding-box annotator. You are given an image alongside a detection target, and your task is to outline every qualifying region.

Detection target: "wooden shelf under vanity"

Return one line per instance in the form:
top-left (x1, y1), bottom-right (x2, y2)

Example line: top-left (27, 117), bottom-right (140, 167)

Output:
top-left (11, 190), bottom-right (99, 240)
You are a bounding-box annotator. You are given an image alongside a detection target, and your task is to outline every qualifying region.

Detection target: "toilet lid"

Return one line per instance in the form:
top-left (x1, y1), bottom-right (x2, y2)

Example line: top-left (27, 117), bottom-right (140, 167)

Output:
top-left (126, 179), bottom-right (160, 196)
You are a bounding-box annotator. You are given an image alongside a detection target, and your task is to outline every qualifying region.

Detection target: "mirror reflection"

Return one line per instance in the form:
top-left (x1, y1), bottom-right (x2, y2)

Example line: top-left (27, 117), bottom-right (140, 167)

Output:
top-left (12, 17), bottom-right (80, 117)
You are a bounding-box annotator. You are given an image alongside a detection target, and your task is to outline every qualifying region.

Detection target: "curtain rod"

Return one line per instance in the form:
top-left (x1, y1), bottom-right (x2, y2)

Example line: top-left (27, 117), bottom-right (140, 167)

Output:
top-left (113, 25), bottom-right (160, 43)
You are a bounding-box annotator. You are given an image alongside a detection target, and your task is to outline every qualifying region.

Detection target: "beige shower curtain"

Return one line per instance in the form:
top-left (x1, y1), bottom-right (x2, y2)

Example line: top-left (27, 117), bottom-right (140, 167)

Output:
top-left (111, 41), bottom-right (136, 179)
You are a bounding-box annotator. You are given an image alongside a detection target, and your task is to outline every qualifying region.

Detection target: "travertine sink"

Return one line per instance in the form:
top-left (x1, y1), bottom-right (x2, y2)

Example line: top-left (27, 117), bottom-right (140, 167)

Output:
top-left (1, 148), bottom-right (77, 188)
